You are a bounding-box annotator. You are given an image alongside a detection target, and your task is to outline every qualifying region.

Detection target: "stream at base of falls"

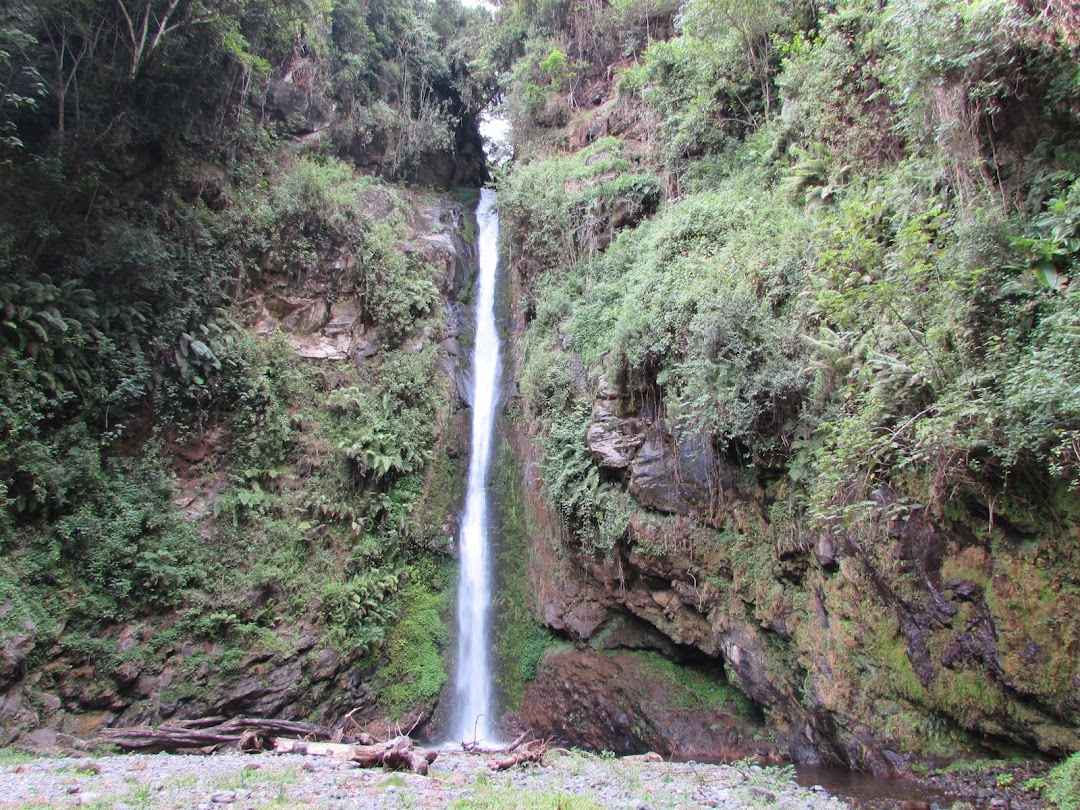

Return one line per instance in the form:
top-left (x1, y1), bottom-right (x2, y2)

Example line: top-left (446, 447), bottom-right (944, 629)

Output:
top-left (795, 766), bottom-right (954, 809)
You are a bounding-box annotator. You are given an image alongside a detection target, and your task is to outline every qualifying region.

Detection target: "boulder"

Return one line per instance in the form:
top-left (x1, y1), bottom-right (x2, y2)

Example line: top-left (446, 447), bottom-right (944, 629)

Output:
top-left (308, 648), bottom-right (341, 683)
top-left (282, 299), bottom-right (329, 335)
top-left (213, 659), bottom-right (303, 717)
top-left (292, 338), bottom-right (349, 361)
top-left (586, 402), bottom-right (645, 470)
top-left (627, 430), bottom-right (721, 516)
top-left (1, 629), bottom-right (36, 683)
top-left (263, 79), bottom-right (334, 135)
top-left (323, 301), bottom-right (361, 337)
top-left (520, 648), bottom-right (769, 759)
top-left (812, 533), bottom-right (839, 570)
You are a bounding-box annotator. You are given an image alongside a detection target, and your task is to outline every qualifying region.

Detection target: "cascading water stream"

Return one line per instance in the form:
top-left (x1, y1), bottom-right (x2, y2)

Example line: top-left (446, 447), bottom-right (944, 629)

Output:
top-left (449, 187), bottom-right (501, 744)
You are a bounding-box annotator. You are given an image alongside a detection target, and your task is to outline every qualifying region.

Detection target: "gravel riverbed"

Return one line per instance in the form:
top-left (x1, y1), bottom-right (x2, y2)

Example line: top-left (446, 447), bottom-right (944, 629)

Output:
top-left (0, 749), bottom-right (852, 810)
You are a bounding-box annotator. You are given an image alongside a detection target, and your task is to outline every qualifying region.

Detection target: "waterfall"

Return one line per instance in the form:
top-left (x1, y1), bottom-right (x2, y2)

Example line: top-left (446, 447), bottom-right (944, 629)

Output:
top-left (449, 187), bottom-right (501, 744)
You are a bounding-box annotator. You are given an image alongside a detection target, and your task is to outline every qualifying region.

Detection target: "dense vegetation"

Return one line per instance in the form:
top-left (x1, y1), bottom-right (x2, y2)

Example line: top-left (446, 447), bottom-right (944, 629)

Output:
top-left (502, 0), bottom-right (1080, 523)
top-left (495, 0), bottom-right (1080, 773)
top-left (2, 0), bottom-right (1079, 784)
top-left (0, 0), bottom-right (494, 731)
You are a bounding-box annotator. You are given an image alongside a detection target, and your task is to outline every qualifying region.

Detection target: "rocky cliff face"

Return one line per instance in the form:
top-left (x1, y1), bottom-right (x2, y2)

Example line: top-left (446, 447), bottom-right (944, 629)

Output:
top-left (0, 189), bottom-right (477, 752)
top-left (260, 56), bottom-right (488, 190)
top-left (504, 295), bottom-right (1080, 774)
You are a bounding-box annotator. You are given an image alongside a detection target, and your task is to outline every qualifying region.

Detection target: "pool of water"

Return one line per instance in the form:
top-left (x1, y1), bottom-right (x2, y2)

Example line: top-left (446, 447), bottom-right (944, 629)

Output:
top-left (796, 766), bottom-right (955, 809)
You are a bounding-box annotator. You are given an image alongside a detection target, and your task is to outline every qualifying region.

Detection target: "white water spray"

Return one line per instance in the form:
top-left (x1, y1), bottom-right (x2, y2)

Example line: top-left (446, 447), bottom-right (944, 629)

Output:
top-left (450, 187), bottom-right (501, 744)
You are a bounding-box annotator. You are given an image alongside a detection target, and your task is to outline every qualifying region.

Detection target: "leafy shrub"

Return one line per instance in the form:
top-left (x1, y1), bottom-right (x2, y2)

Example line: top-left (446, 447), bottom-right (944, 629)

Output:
top-left (1046, 752), bottom-right (1080, 810)
top-left (373, 562), bottom-right (452, 715)
top-left (499, 136), bottom-right (660, 278)
top-left (352, 223), bottom-right (439, 342)
top-left (321, 568), bottom-right (401, 653)
top-left (12, 427), bottom-right (208, 621)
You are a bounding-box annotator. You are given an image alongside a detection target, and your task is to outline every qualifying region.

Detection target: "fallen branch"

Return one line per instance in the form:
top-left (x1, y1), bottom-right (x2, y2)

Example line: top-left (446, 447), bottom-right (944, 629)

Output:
top-left (495, 731), bottom-right (529, 754)
top-left (339, 708), bottom-right (376, 745)
top-left (625, 751), bottom-right (663, 762)
top-left (488, 747), bottom-right (544, 771)
top-left (269, 740), bottom-right (359, 759)
top-left (99, 725), bottom-right (249, 752)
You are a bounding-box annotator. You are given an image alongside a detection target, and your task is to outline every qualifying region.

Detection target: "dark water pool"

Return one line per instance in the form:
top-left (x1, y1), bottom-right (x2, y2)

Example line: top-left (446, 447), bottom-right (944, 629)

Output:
top-left (796, 766), bottom-right (955, 809)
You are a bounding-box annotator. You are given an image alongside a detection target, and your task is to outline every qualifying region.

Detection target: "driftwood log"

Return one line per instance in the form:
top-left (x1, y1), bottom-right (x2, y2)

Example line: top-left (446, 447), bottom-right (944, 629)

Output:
top-left (97, 717), bottom-right (436, 775)
top-left (98, 717), bottom-right (344, 753)
top-left (459, 730), bottom-right (528, 755)
top-left (274, 736), bottom-right (438, 775)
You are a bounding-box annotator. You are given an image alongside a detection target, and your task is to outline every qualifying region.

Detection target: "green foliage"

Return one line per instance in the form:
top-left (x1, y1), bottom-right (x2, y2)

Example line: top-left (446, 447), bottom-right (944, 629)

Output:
top-left (373, 560), bottom-right (452, 716)
top-left (499, 136), bottom-right (660, 278)
top-left (798, 172), bottom-right (1080, 523)
top-left (1013, 177), bottom-right (1080, 292)
top-left (874, 0), bottom-right (1076, 196)
top-left (611, 0), bottom-right (801, 170)
top-left (596, 185), bottom-right (809, 450)
top-left (1046, 753), bottom-right (1080, 810)
top-left (538, 48), bottom-right (569, 79)
top-left (0, 25), bottom-right (46, 157)
top-left (0, 748), bottom-right (39, 765)
top-left (516, 171), bottom-right (810, 471)
top-left (270, 158), bottom-right (374, 227)
top-left (630, 651), bottom-right (744, 712)
top-left (531, 402), bottom-right (631, 556)
top-left (1, 423), bottom-right (208, 623)
top-left (997, 296), bottom-right (1080, 488)
top-left (328, 347), bottom-right (442, 494)
top-left (321, 569), bottom-right (401, 653)
top-left (354, 224), bottom-right (440, 341)
top-left (491, 443), bottom-right (559, 710)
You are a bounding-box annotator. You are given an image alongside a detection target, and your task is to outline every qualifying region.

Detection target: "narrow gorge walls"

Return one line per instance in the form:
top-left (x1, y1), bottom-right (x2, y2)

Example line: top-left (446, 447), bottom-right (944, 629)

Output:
top-left (490, 0), bottom-right (1080, 772)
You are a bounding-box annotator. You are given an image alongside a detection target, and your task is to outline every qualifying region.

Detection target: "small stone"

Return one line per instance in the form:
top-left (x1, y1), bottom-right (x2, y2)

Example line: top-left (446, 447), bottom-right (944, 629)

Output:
top-left (153, 783), bottom-right (165, 791)
top-left (234, 789), bottom-right (252, 799)
top-left (811, 785), bottom-right (828, 793)
top-left (746, 786), bottom-right (776, 802)
top-left (211, 790), bottom-right (237, 803)
top-left (330, 789), bottom-right (348, 799)
top-left (66, 785), bottom-right (81, 794)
